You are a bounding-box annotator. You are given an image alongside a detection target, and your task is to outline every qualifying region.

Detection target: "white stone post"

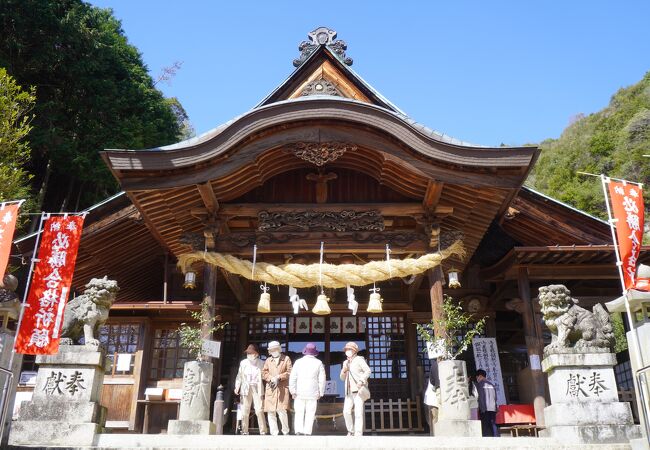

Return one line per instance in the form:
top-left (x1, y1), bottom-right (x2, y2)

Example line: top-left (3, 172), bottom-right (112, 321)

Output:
top-left (433, 359), bottom-right (481, 437)
top-left (168, 360), bottom-right (215, 435)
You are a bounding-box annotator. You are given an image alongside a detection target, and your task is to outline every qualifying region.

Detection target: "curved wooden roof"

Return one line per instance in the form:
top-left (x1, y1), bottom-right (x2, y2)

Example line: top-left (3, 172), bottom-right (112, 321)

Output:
top-left (99, 46), bottom-right (540, 275)
top-left (102, 97), bottom-right (538, 191)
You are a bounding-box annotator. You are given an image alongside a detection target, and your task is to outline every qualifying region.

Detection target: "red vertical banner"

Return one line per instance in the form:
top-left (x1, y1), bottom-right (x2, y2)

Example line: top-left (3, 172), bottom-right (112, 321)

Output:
top-left (0, 202), bottom-right (21, 280)
top-left (607, 181), bottom-right (645, 290)
top-left (15, 215), bottom-right (85, 355)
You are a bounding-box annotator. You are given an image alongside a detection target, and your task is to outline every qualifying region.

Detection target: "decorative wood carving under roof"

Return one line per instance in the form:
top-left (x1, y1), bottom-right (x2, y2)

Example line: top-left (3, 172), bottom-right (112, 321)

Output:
top-left (300, 79), bottom-right (342, 97)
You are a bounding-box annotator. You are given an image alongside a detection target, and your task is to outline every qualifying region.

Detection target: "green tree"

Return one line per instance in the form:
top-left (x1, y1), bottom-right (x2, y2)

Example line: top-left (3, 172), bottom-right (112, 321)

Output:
top-left (178, 299), bottom-right (227, 361)
top-left (416, 295), bottom-right (486, 360)
top-left (0, 0), bottom-right (186, 212)
top-left (528, 71), bottom-right (650, 224)
top-left (0, 68), bottom-right (35, 205)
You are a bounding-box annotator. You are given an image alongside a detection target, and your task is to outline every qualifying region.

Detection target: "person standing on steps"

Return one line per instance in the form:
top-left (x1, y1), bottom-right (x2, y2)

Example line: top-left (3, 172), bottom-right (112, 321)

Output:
top-left (262, 340), bottom-right (292, 436)
top-left (473, 369), bottom-right (499, 437)
top-left (234, 344), bottom-right (268, 435)
top-left (289, 342), bottom-right (326, 435)
top-left (423, 357), bottom-right (441, 435)
top-left (340, 341), bottom-right (371, 436)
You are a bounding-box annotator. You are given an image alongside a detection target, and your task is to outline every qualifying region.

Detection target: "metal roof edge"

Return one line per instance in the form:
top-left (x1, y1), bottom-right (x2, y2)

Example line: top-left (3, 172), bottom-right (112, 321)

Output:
top-left (521, 186), bottom-right (610, 226)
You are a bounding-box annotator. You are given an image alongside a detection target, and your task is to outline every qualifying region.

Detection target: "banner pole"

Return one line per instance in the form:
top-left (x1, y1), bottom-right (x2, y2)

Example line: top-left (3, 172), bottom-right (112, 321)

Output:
top-left (13, 212), bottom-right (48, 352)
top-left (600, 175), bottom-right (627, 289)
top-left (0, 199), bottom-right (25, 210)
top-left (600, 175), bottom-right (644, 370)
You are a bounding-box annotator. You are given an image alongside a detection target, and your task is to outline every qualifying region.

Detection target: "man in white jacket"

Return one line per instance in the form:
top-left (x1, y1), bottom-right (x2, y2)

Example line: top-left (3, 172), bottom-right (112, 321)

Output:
top-left (289, 342), bottom-right (325, 435)
top-left (234, 344), bottom-right (268, 435)
top-left (340, 341), bottom-right (371, 436)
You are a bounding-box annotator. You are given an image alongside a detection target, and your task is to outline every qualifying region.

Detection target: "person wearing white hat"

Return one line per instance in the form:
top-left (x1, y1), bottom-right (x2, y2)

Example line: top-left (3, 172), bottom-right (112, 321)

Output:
top-left (340, 341), bottom-right (371, 436)
top-left (262, 341), bottom-right (292, 435)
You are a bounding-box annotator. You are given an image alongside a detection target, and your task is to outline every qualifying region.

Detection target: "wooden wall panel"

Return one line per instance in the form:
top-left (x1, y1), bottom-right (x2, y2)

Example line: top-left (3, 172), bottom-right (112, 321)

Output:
top-left (101, 383), bottom-right (134, 421)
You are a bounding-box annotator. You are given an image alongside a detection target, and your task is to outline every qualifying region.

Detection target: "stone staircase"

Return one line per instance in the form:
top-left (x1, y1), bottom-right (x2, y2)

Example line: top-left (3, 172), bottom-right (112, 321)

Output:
top-left (9, 434), bottom-right (639, 449)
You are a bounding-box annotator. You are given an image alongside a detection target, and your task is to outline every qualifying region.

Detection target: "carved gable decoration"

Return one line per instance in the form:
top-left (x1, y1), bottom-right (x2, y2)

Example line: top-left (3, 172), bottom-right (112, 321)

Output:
top-left (258, 210), bottom-right (384, 232)
top-left (285, 142), bottom-right (357, 166)
top-left (293, 27), bottom-right (353, 67)
top-left (301, 79), bottom-right (342, 97)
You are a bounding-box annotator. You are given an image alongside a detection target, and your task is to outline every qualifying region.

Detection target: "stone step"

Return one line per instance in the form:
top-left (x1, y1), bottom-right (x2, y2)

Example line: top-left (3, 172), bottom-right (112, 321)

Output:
top-left (10, 434), bottom-right (634, 450)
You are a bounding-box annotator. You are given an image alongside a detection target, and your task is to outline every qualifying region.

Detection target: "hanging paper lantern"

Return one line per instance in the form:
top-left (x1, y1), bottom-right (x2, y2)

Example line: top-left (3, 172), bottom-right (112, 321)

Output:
top-left (448, 269), bottom-right (461, 289)
top-left (312, 293), bottom-right (331, 315)
top-left (367, 287), bottom-right (383, 313)
top-left (258, 284), bottom-right (271, 313)
top-left (183, 271), bottom-right (197, 289)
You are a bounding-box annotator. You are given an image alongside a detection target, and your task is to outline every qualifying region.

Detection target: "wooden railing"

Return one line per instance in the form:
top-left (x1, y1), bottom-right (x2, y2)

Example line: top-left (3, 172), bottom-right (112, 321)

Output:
top-left (364, 397), bottom-right (424, 433)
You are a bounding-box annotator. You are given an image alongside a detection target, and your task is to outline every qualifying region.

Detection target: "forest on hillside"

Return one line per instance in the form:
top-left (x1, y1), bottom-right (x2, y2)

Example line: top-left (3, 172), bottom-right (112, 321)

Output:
top-left (528, 71), bottom-right (650, 221)
top-left (0, 0), bottom-right (190, 219)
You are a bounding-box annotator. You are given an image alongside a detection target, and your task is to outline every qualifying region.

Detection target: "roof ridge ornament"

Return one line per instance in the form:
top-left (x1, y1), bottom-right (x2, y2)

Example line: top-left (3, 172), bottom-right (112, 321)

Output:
top-left (293, 27), bottom-right (353, 68)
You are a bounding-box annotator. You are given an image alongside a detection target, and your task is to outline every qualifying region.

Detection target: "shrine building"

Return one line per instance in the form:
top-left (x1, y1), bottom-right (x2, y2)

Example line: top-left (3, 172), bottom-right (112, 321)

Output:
top-left (12, 27), bottom-right (646, 434)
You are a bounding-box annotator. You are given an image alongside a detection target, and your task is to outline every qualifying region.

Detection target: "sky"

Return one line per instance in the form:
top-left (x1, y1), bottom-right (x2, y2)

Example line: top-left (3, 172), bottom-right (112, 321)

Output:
top-left (89, 1), bottom-right (650, 147)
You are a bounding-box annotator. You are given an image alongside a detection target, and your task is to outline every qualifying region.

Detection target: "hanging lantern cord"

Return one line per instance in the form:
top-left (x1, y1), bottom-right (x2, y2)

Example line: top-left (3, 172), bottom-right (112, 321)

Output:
top-left (319, 241), bottom-right (324, 294)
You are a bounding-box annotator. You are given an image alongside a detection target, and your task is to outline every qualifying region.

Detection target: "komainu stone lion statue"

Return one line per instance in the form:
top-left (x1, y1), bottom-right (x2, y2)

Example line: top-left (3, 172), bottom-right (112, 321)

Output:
top-left (60, 276), bottom-right (119, 348)
top-left (538, 284), bottom-right (614, 353)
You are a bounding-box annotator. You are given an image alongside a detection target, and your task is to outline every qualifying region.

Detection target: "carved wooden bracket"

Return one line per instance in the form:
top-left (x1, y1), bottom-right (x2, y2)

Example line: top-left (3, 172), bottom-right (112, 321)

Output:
top-left (301, 79), bottom-right (342, 97)
top-left (285, 142), bottom-right (357, 166)
top-left (258, 210), bottom-right (384, 232)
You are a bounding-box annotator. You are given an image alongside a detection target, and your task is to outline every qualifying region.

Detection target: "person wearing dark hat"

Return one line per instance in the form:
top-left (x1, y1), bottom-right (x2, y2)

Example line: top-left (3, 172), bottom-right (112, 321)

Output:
top-left (234, 344), bottom-right (268, 435)
top-left (289, 342), bottom-right (325, 435)
top-left (340, 341), bottom-right (371, 436)
top-left (262, 340), bottom-right (292, 435)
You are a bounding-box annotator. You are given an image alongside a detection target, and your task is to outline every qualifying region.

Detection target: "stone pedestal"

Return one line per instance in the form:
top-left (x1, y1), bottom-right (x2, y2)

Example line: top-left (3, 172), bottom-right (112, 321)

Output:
top-left (540, 350), bottom-right (641, 444)
top-left (8, 345), bottom-right (106, 447)
top-left (168, 360), bottom-right (215, 435)
top-left (0, 331), bottom-right (22, 447)
top-left (433, 360), bottom-right (481, 437)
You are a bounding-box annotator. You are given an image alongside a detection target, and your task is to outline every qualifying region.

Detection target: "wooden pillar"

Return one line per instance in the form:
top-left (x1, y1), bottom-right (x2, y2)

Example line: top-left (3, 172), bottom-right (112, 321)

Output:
top-left (405, 316), bottom-right (420, 400)
top-left (427, 268), bottom-right (444, 334)
top-left (202, 263), bottom-right (221, 410)
top-left (202, 263), bottom-right (218, 339)
top-left (517, 267), bottom-right (546, 426)
top-left (133, 318), bottom-right (152, 432)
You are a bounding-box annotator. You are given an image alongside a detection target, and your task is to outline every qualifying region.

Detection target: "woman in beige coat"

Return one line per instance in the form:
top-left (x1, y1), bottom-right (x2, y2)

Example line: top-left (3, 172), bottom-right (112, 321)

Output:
top-left (262, 341), bottom-right (293, 435)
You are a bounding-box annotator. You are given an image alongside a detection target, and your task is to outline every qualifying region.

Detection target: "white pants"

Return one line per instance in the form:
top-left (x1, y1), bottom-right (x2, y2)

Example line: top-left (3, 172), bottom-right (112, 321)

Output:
top-left (293, 398), bottom-right (317, 435)
top-left (241, 386), bottom-right (267, 434)
top-left (267, 410), bottom-right (289, 435)
top-left (343, 392), bottom-right (365, 435)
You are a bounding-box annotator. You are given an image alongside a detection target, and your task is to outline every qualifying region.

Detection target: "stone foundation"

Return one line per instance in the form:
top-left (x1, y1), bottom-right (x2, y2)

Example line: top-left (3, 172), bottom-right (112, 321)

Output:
top-left (434, 418), bottom-right (482, 437)
top-left (541, 351), bottom-right (641, 444)
top-left (168, 419), bottom-right (216, 435)
top-left (8, 346), bottom-right (106, 447)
